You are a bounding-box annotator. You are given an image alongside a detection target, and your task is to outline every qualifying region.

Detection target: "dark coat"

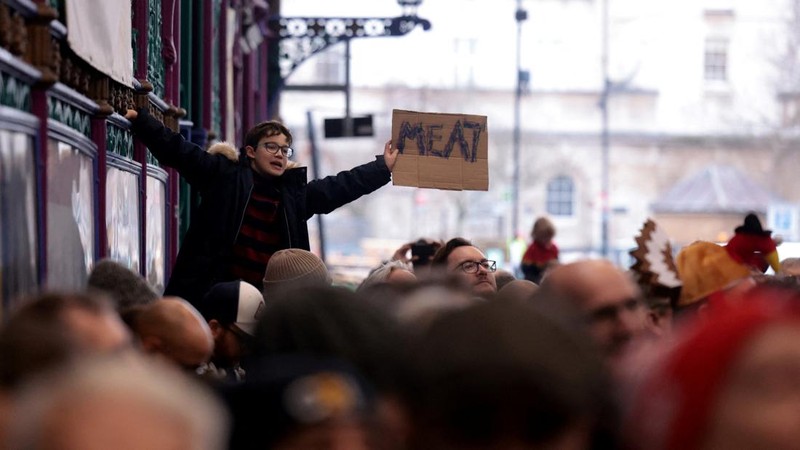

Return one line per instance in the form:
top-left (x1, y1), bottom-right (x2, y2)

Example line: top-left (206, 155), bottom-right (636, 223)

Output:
top-left (131, 109), bottom-right (392, 304)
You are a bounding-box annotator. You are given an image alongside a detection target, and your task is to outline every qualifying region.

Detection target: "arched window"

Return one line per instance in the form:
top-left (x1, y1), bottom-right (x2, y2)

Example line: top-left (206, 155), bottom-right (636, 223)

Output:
top-left (546, 176), bottom-right (574, 216)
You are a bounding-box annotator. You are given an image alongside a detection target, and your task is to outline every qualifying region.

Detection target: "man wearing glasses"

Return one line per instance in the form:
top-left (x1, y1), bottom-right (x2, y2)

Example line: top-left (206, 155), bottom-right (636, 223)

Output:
top-left (197, 279), bottom-right (265, 383)
top-left (126, 108), bottom-right (398, 306)
top-left (431, 237), bottom-right (498, 299)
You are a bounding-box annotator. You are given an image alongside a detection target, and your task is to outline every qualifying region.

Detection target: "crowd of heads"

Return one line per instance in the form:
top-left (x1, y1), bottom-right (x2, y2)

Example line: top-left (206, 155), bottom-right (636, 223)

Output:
top-left (2, 219), bottom-right (800, 450)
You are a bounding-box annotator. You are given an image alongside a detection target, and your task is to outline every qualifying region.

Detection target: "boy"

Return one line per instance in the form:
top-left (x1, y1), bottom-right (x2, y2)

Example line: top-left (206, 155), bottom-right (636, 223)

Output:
top-left (125, 108), bottom-right (398, 305)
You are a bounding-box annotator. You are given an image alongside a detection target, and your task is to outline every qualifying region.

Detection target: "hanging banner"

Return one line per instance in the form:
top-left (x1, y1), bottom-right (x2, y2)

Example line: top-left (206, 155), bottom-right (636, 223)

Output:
top-left (66, 0), bottom-right (134, 87)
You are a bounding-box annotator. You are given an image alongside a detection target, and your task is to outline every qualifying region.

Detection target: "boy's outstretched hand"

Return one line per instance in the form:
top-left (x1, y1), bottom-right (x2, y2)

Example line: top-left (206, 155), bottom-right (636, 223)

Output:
top-left (383, 139), bottom-right (399, 172)
top-left (124, 109), bottom-right (138, 121)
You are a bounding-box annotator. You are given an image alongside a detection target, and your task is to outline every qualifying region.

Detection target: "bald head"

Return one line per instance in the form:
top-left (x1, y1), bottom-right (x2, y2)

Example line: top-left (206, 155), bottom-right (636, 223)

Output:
top-left (542, 260), bottom-right (636, 306)
top-left (497, 279), bottom-right (539, 302)
top-left (131, 297), bottom-right (213, 370)
top-left (540, 260), bottom-right (646, 363)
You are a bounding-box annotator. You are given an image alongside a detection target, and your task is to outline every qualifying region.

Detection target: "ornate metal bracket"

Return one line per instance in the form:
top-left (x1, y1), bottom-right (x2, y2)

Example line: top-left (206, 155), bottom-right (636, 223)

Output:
top-left (269, 14), bottom-right (431, 82)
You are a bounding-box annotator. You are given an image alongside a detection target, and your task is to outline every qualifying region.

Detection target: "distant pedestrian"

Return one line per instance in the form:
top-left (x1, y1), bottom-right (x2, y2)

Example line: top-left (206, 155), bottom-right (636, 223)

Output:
top-left (520, 216), bottom-right (559, 284)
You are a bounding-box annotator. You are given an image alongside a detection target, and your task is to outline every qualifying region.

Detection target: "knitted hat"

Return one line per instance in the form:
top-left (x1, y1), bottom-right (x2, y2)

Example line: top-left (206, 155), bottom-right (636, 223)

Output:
top-left (626, 289), bottom-right (800, 450)
top-left (262, 249), bottom-right (331, 294)
top-left (675, 241), bottom-right (751, 307)
top-left (199, 280), bottom-right (265, 336)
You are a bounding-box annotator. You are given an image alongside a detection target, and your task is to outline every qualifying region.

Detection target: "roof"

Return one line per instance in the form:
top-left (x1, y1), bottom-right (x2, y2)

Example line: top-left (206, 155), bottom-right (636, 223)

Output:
top-left (651, 165), bottom-right (783, 214)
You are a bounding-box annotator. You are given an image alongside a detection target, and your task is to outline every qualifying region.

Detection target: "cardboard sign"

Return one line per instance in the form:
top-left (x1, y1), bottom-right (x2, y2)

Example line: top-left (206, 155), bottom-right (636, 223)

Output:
top-left (391, 109), bottom-right (489, 191)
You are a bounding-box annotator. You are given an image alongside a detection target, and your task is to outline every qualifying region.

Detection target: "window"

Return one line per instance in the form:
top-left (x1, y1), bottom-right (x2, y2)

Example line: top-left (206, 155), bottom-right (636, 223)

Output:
top-left (704, 38), bottom-right (728, 82)
top-left (46, 140), bottom-right (95, 290)
top-left (546, 176), bottom-right (574, 216)
top-left (0, 128), bottom-right (39, 310)
top-left (106, 163), bottom-right (141, 274)
top-left (146, 173), bottom-right (167, 294)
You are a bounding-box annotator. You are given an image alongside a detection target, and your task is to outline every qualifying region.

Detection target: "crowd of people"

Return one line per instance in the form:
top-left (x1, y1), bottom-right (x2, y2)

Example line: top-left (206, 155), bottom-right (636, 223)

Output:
top-left (2, 114), bottom-right (799, 449)
top-left (1, 229), bottom-right (800, 449)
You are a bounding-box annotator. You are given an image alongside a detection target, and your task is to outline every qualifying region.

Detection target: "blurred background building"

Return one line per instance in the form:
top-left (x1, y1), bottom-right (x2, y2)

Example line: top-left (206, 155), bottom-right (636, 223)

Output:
top-left (279, 0), bottom-right (800, 273)
top-left (1, 0), bottom-right (799, 309)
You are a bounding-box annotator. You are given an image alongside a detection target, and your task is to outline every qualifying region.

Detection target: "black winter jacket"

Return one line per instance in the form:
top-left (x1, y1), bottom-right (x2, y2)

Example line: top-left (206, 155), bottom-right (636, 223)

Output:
top-left (131, 109), bottom-right (392, 304)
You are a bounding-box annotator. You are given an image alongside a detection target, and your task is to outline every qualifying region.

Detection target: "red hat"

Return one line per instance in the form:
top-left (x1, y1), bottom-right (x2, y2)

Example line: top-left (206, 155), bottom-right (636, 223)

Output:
top-left (626, 287), bottom-right (800, 450)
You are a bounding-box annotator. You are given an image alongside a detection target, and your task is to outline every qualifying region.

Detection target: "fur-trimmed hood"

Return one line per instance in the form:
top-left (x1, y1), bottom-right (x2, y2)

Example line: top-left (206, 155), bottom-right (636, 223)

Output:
top-left (207, 141), bottom-right (302, 169)
top-left (207, 141), bottom-right (239, 162)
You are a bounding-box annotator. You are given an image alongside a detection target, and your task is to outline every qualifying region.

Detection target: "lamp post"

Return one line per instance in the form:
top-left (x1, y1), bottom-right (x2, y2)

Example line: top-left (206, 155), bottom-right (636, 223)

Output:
top-left (599, 0), bottom-right (610, 258)
top-left (513, 0), bottom-right (527, 240)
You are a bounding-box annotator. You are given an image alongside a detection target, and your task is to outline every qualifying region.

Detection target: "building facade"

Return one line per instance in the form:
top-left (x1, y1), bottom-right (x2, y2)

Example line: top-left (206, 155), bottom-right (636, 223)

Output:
top-left (279, 0), bottom-right (800, 269)
top-left (0, 0), bottom-right (278, 316)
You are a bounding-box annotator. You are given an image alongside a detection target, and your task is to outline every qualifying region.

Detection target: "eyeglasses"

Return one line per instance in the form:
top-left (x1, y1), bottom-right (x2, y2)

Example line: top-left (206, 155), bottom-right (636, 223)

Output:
top-left (458, 260), bottom-right (497, 274)
top-left (225, 324), bottom-right (250, 341)
top-left (226, 324), bottom-right (255, 350)
top-left (260, 142), bottom-right (293, 158)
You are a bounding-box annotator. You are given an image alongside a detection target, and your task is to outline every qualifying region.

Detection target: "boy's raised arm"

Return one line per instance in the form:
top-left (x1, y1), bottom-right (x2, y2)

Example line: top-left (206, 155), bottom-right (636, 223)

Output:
top-left (125, 108), bottom-right (228, 189)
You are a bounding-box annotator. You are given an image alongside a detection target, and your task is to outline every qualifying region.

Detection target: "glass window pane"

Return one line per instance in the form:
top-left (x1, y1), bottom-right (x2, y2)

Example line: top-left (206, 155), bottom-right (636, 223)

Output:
top-left (0, 129), bottom-right (39, 314)
top-left (704, 39), bottom-right (728, 81)
top-left (546, 175), bottom-right (574, 217)
top-left (106, 166), bottom-right (141, 273)
top-left (146, 175), bottom-right (166, 294)
top-left (46, 140), bottom-right (94, 290)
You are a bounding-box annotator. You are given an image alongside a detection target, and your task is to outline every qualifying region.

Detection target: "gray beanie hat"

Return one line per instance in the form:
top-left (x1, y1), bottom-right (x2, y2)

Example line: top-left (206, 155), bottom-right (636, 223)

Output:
top-left (262, 249), bottom-right (332, 295)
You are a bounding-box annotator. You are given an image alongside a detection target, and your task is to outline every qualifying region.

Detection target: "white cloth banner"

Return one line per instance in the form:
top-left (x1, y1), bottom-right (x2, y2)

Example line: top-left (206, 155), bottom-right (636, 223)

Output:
top-left (66, 0), bottom-right (134, 87)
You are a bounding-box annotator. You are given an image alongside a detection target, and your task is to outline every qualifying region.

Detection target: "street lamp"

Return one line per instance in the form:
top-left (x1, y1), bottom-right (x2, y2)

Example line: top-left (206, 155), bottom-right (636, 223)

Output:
top-left (600, 0), bottom-right (610, 258)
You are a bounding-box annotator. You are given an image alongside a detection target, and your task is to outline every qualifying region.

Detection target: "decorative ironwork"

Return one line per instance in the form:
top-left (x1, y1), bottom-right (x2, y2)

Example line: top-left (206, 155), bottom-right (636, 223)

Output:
top-left (146, 100), bottom-right (164, 124)
top-left (48, 0), bottom-right (62, 14)
top-left (146, 149), bottom-right (159, 167)
top-left (106, 122), bottom-right (134, 159)
top-left (270, 15), bottom-right (431, 81)
top-left (109, 80), bottom-right (135, 115)
top-left (89, 76), bottom-right (113, 116)
top-left (0, 3), bottom-right (28, 57)
top-left (0, 5), bottom-right (10, 50)
top-left (132, 28), bottom-right (138, 79)
top-left (211, 0), bottom-right (221, 136)
top-left (48, 0), bottom-right (65, 20)
top-left (49, 33), bottom-right (61, 80)
top-left (48, 96), bottom-right (91, 137)
top-left (147, 0), bottom-right (164, 98)
top-left (59, 46), bottom-right (91, 97)
top-left (0, 70), bottom-right (31, 111)
top-left (27, 3), bottom-right (58, 85)
top-left (163, 105), bottom-right (179, 132)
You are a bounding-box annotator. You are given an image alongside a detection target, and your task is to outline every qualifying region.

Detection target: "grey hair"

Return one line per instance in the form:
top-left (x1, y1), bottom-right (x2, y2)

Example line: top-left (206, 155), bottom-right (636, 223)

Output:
top-left (357, 260), bottom-right (413, 292)
top-left (9, 352), bottom-right (228, 450)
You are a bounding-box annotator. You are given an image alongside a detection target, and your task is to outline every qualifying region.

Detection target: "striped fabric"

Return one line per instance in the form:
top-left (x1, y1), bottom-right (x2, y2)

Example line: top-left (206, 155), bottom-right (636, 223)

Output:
top-left (229, 179), bottom-right (283, 288)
